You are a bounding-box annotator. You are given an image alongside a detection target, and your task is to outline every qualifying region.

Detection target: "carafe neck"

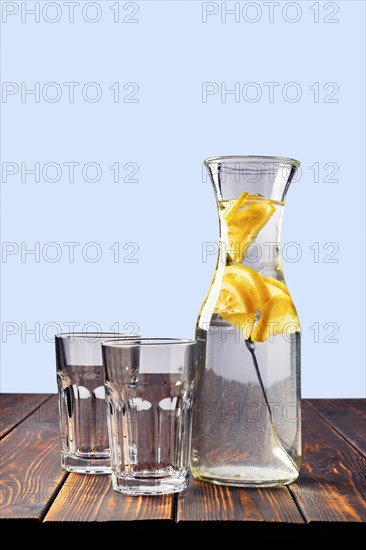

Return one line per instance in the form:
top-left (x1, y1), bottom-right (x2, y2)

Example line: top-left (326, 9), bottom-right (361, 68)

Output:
top-left (205, 156), bottom-right (299, 203)
top-left (217, 197), bottom-right (284, 278)
top-left (206, 156), bottom-right (300, 278)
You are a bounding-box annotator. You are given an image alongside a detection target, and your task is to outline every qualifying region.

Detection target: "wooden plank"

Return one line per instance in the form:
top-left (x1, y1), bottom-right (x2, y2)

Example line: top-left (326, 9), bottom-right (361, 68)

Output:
top-left (307, 399), bottom-right (366, 457)
top-left (0, 394), bottom-right (67, 520)
top-left (0, 393), bottom-right (52, 439)
top-left (177, 477), bottom-right (304, 523)
top-left (289, 401), bottom-right (366, 523)
top-left (44, 473), bottom-right (174, 522)
top-left (1, 395), bottom-right (364, 526)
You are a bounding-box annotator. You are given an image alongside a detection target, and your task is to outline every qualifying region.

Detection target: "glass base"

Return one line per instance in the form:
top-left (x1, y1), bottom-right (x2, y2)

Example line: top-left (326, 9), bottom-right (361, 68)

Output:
top-left (61, 452), bottom-right (111, 474)
top-left (111, 471), bottom-right (189, 495)
top-left (192, 465), bottom-right (299, 488)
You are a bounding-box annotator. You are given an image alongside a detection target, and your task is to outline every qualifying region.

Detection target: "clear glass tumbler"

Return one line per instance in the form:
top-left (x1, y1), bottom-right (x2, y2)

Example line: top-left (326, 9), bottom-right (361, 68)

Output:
top-left (103, 338), bottom-right (196, 495)
top-left (55, 332), bottom-right (135, 474)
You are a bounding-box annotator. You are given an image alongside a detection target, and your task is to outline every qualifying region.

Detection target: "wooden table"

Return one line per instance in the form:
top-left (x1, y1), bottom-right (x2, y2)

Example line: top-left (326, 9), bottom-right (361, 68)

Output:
top-left (1, 395), bottom-right (365, 543)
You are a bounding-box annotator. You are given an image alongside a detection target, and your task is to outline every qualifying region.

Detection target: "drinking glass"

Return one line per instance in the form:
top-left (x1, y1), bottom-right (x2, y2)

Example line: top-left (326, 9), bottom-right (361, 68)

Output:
top-left (102, 338), bottom-right (196, 495)
top-left (55, 332), bottom-right (135, 474)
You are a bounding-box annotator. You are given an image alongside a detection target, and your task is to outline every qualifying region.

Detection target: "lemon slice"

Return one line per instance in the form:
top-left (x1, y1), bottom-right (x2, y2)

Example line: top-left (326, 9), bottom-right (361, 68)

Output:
top-left (224, 192), bottom-right (249, 224)
top-left (224, 264), bottom-right (270, 310)
top-left (262, 276), bottom-right (290, 298)
top-left (214, 265), bottom-right (270, 337)
top-left (221, 312), bottom-right (257, 339)
top-left (252, 295), bottom-right (300, 343)
top-left (215, 279), bottom-right (255, 316)
top-left (223, 194), bottom-right (276, 263)
top-left (213, 278), bottom-right (256, 337)
top-left (213, 266), bottom-right (299, 342)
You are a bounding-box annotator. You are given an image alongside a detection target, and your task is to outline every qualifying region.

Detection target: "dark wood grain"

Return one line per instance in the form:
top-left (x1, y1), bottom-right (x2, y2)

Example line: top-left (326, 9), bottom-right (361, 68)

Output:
top-left (1, 396), bottom-right (366, 527)
top-left (177, 477), bottom-right (304, 523)
top-left (290, 401), bottom-right (366, 523)
top-left (0, 393), bottom-right (52, 439)
top-left (306, 399), bottom-right (366, 457)
top-left (0, 394), bottom-right (66, 520)
top-left (44, 473), bottom-right (174, 522)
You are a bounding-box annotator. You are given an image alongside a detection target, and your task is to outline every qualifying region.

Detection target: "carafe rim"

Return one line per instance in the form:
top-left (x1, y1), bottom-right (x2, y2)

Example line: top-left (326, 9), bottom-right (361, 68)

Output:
top-left (204, 155), bottom-right (300, 167)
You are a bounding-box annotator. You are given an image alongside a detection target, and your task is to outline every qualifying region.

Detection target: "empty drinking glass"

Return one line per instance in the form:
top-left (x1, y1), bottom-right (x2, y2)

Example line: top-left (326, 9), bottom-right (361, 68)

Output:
top-left (102, 338), bottom-right (196, 495)
top-left (55, 332), bottom-right (136, 474)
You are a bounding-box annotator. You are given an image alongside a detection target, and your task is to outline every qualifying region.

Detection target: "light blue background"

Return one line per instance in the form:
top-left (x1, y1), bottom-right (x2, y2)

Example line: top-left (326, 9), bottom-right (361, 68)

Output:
top-left (1, 0), bottom-right (365, 396)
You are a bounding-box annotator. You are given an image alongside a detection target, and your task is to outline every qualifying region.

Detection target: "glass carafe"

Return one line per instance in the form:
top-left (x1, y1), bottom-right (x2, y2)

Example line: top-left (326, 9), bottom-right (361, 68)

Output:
top-left (191, 156), bottom-right (301, 487)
